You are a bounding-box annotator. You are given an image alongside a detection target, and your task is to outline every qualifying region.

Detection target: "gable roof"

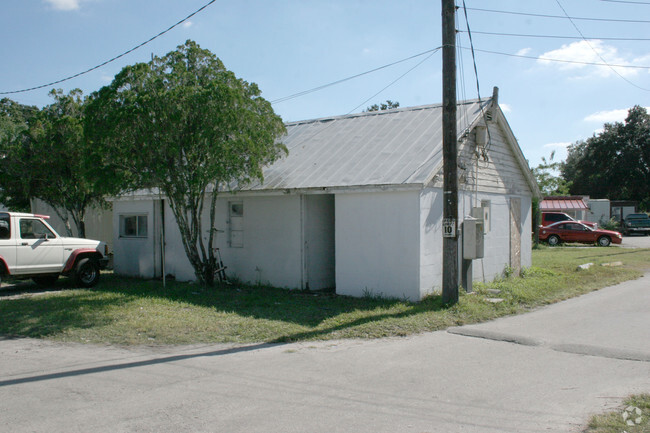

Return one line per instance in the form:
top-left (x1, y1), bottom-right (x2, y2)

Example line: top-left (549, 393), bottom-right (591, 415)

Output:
top-left (242, 99), bottom-right (491, 191)
top-left (117, 96), bottom-right (539, 200)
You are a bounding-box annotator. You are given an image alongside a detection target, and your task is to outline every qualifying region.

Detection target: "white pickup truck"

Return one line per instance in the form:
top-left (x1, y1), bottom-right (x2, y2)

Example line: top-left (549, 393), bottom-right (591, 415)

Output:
top-left (0, 212), bottom-right (109, 287)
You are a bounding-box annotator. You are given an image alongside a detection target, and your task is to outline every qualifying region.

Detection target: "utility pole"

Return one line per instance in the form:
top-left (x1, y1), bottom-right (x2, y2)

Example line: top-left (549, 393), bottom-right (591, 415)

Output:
top-left (441, 0), bottom-right (459, 304)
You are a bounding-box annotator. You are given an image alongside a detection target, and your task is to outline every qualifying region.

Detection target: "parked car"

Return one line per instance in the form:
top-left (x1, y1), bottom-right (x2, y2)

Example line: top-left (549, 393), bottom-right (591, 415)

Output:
top-left (0, 212), bottom-right (109, 287)
top-left (621, 213), bottom-right (650, 236)
top-left (539, 221), bottom-right (622, 247)
top-left (541, 212), bottom-right (597, 229)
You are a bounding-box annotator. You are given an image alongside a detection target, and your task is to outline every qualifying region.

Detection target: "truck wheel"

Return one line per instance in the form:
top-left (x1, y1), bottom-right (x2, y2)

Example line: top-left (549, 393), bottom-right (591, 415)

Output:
top-left (547, 235), bottom-right (561, 246)
top-left (597, 236), bottom-right (611, 247)
top-left (33, 275), bottom-right (59, 287)
top-left (75, 258), bottom-right (100, 288)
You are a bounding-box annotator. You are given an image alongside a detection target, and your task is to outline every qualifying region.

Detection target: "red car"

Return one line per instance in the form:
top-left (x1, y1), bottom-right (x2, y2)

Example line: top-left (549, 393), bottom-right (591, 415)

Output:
top-left (541, 211), bottom-right (597, 229)
top-left (539, 221), bottom-right (622, 247)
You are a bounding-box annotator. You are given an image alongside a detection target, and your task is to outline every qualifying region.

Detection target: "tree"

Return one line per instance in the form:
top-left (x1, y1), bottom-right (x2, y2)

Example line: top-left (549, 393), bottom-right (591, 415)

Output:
top-left (561, 106), bottom-right (650, 209)
top-left (34, 89), bottom-right (108, 237)
top-left (365, 100), bottom-right (400, 112)
top-left (0, 90), bottom-right (106, 236)
top-left (0, 98), bottom-right (39, 211)
top-left (85, 40), bottom-right (287, 285)
top-left (531, 151), bottom-right (571, 196)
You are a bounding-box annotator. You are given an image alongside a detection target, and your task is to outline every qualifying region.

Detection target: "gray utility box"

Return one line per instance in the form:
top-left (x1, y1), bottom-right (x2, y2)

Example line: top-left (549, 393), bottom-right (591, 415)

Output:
top-left (463, 217), bottom-right (485, 260)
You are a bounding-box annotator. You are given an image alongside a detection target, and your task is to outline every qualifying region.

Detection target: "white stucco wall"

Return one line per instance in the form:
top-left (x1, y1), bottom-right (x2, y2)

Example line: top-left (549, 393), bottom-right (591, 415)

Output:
top-left (335, 190), bottom-right (421, 300)
top-left (419, 188), bottom-right (533, 295)
top-left (224, 194), bottom-right (303, 288)
top-left (588, 199), bottom-right (611, 225)
top-left (160, 194), bottom-right (304, 288)
top-left (461, 192), bottom-right (532, 282)
top-left (31, 199), bottom-right (114, 250)
top-left (112, 199), bottom-right (157, 278)
top-left (419, 188), bottom-right (443, 296)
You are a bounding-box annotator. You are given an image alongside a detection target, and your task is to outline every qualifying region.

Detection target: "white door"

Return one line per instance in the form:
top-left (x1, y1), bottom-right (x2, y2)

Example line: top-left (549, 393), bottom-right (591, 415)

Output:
top-left (14, 218), bottom-right (64, 274)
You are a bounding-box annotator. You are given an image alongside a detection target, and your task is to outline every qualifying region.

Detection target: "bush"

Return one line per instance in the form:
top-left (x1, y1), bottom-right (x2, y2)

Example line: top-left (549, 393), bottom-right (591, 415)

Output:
top-left (599, 217), bottom-right (621, 231)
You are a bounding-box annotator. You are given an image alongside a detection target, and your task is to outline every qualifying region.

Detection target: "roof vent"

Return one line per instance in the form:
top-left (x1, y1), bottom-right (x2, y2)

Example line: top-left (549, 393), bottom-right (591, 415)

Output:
top-left (485, 86), bottom-right (498, 122)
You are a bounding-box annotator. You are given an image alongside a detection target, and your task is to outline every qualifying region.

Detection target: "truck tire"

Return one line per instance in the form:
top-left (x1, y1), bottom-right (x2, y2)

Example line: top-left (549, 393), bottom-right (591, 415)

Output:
top-left (74, 258), bottom-right (100, 288)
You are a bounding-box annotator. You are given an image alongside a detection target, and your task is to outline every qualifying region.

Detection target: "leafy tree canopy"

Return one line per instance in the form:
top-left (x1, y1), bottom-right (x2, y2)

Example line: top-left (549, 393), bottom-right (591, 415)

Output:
top-left (531, 151), bottom-right (571, 196)
top-left (365, 100), bottom-right (400, 112)
top-left (0, 90), bottom-right (107, 235)
top-left (0, 99), bottom-right (39, 211)
top-left (85, 40), bottom-right (287, 285)
top-left (561, 106), bottom-right (650, 209)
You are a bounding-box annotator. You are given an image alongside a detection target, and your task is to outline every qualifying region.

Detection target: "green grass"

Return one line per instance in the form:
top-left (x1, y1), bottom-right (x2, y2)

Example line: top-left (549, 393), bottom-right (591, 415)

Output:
top-left (1, 246), bottom-right (649, 346)
top-left (585, 394), bottom-right (650, 433)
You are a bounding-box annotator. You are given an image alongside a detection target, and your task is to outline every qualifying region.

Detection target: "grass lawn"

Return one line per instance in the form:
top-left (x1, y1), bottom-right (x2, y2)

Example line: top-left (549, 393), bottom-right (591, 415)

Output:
top-left (585, 394), bottom-right (650, 433)
top-left (1, 246), bottom-right (649, 346)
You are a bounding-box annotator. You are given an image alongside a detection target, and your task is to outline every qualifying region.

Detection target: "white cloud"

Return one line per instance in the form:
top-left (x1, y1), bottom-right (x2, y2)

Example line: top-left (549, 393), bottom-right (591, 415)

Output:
top-left (584, 107), bottom-right (650, 123)
top-left (584, 109), bottom-right (629, 123)
top-left (499, 103), bottom-right (512, 113)
top-left (543, 142), bottom-right (571, 149)
top-left (183, 21), bottom-right (193, 28)
top-left (516, 48), bottom-right (532, 57)
top-left (537, 40), bottom-right (643, 78)
top-left (44, 0), bottom-right (81, 10)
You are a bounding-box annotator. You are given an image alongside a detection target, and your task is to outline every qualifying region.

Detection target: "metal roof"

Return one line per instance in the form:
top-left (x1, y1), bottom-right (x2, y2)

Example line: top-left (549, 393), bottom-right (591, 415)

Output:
top-left (540, 197), bottom-right (589, 211)
top-left (243, 99), bottom-right (490, 191)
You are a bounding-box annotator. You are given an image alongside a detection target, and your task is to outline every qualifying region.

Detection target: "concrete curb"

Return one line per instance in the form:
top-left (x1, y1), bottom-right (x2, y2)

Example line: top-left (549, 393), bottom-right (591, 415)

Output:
top-left (448, 327), bottom-right (650, 363)
top-left (447, 327), bottom-right (544, 347)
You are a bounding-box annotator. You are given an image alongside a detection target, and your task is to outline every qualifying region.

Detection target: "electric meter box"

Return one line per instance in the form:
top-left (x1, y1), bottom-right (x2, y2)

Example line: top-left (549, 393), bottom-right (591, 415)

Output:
top-left (471, 206), bottom-right (490, 234)
top-left (463, 217), bottom-right (485, 259)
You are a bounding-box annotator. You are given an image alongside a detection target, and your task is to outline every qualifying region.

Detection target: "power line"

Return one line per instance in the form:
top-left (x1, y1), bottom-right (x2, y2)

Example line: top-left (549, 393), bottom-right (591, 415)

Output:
top-left (346, 49), bottom-right (438, 115)
top-left (458, 30), bottom-right (650, 41)
top-left (0, 0), bottom-right (217, 95)
top-left (464, 6), bottom-right (650, 23)
top-left (468, 47), bottom-right (650, 69)
top-left (271, 47), bottom-right (441, 104)
top-left (600, 0), bottom-right (650, 4)
top-left (460, 0), bottom-right (492, 158)
top-left (554, 0), bottom-right (649, 91)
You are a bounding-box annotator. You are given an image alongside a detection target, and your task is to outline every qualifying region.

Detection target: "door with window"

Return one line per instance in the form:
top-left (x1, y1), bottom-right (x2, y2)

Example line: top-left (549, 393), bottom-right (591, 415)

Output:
top-left (15, 218), bottom-right (64, 274)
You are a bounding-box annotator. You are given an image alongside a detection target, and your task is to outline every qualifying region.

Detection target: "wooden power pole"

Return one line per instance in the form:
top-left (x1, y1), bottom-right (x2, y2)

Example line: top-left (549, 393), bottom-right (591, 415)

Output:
top-left (441, 0), bottom-right (459, 304)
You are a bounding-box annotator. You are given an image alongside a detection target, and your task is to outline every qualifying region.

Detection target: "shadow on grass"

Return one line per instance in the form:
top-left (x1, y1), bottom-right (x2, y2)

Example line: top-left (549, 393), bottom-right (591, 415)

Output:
top-left (0, 273), bottom-right (453, 342)
top-left (0, 283), bottom-right (129, 339)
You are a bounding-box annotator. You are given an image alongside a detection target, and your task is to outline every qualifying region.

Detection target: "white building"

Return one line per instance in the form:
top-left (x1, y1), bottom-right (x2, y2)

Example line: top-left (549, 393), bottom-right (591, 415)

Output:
top-left (111, 92), bottom-right (540, 300)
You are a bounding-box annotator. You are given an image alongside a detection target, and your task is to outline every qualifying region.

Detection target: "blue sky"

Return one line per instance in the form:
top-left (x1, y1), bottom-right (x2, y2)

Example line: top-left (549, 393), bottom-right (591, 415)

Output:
top-left (1, 0), bottom-right (649, 167)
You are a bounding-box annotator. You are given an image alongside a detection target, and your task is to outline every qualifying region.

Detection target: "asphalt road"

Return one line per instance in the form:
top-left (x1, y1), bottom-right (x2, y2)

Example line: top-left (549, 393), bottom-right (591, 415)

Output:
top-left (1, 272), bottom-right (649, 433)
top-left (621, 233), bottom-right (650, 248)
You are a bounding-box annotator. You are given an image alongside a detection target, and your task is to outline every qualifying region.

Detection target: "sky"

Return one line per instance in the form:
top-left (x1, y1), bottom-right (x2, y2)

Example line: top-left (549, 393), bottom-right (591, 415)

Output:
top-left (1, 0), bottom-right (649, 167)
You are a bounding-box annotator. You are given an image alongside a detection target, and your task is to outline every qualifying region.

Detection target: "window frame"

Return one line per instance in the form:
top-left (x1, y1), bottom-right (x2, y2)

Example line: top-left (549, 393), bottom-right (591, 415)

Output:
top-left (18, 218), bottom-right (56, 240)
top-left (119, 214), bottom-right (148, 238)
top-left (228, 201), bottom-right (244, 248)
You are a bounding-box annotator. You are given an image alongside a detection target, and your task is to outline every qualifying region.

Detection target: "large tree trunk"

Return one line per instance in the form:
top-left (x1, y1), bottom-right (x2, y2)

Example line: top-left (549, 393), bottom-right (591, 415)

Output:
top-left (168, 192), bottom-right (218, 287)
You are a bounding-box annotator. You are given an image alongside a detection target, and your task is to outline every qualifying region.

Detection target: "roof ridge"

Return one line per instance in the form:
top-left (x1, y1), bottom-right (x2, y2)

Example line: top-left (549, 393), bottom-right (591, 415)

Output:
top-left (284, 97), bottom-right (490, 127)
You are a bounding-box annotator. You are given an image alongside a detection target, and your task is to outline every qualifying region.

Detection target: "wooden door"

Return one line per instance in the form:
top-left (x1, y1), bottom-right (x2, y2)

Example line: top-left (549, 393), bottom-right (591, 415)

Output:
top-left (509, 198), bottom-right (521, 276)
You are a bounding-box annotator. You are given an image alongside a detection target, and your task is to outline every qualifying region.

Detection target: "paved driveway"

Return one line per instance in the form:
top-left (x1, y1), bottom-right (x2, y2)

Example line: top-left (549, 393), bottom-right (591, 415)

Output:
top-left (622, 233), bottom-right (650, 248)
top-left (1, 274), bottom-right (649, 433)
